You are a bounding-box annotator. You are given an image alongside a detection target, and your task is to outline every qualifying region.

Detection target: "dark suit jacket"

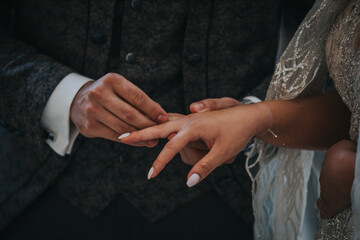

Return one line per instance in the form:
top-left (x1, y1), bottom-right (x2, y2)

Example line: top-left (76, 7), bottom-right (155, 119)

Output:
top-left (0, 0), bottom-right (295, 231)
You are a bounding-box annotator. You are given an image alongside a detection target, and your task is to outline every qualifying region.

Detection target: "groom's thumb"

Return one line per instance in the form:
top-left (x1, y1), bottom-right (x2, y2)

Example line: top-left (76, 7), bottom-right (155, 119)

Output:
top-left (190, 97), bottom-right (241, 113)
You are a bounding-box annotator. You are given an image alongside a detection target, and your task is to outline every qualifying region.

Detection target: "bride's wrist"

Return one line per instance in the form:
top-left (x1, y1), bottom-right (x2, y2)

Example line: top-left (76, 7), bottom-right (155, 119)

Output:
top-left (229, 103), bottom-right (271, 138)
top-left (251, 103), bottom-right (278, 139)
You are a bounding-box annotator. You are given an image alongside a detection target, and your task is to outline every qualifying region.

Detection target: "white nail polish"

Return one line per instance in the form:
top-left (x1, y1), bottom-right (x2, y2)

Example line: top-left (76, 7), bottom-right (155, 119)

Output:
top-left (147, 167), bottom-right (154, 180)
top-left (118, 132), bottom-right (130, 139)
top-left (186, 173), bottom-right (200, 187)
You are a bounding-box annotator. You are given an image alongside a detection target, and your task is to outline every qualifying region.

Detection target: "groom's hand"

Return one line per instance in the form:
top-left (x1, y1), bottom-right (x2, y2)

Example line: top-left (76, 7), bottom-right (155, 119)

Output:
top-left (171, 97), bottom-right (242, 165)
top-left (190, 97), bottom-right (242, 113)
top-left (70, 73), bottom-right (168, 146)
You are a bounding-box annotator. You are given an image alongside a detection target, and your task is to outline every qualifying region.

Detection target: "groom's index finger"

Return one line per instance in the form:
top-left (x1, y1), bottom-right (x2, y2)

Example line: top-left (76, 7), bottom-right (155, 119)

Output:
top-left (113, 76), bottom-right (168, 123)
top-left (190, 97), bottom-right (241, 113)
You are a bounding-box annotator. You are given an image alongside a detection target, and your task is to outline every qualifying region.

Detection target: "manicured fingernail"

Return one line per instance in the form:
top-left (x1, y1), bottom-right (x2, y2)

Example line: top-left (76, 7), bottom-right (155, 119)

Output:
top-left (157, 114), bottom-right (168, 123)
top-left (147, 167), bottom-right (154, 180)
top-left (186, 173), bottom-right (200, 187)
top-left (193, 103), bottom-right (204, 111)
top-left (118, 132), bottom-right (130, 139)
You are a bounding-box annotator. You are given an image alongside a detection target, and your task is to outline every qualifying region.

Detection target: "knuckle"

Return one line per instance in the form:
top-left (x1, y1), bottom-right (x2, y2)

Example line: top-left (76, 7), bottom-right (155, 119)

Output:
top-left (207, 99), bottom-right (218, 110)
top-left (149, 105), bottom-right (161, 118)
top-left (224, 97), bottom-right (240, 105)
top-left (103, 73), bottom-right (117, 83)
top-left (88, 88), bottom-right (103, 101)
top-left (121, 108), bottom-right (135, 121)
top-left (85, 104), bottom-right (97, 116)
top-left (118, 78), bottom-right (129, 91)
top-left (199, 161), bottom-right (213, 173)
top-left (165, 140), bottom-right (176, 151)
top-left (132, 91), bottom-right (145, 106)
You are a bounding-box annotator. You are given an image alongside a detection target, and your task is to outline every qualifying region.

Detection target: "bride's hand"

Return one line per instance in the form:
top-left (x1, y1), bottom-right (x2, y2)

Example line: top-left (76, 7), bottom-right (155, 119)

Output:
top-left (120, 104), bottom-right (268, 187)
top-left (166, 113), bottom-right (209, 166)
top-left (168, 97), bottom-right (242, 165)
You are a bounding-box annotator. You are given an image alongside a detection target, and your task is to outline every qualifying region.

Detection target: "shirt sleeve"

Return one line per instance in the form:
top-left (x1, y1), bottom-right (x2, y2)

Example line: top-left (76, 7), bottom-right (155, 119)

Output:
top-left (41, 73), bottom-right (94, 156)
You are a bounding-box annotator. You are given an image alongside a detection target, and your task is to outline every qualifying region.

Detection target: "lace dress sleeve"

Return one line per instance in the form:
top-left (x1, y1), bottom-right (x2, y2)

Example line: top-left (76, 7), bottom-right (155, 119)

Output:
top-left (325, 0), bottom-right (360, 142)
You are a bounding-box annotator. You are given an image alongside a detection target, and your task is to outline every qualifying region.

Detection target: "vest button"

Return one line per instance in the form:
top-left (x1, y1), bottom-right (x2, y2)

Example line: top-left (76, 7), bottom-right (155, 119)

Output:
top-left (119, 153), bottom-right (129, 163)
top-left (125, 53), bottom-right (137, 64)
top-left (131, 0), bottom-right (142, 10)
top-left (188, 53), bottom-right (201, 64)
top-left (91, 33), bottom-right (106, 45)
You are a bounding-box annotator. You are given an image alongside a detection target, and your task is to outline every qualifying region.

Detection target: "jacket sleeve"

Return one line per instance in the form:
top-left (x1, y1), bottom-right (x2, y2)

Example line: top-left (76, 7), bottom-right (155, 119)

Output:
top-left (0, 2), bottom-right (78, 230)
top-left (0, 20), bottom-right (73, 155)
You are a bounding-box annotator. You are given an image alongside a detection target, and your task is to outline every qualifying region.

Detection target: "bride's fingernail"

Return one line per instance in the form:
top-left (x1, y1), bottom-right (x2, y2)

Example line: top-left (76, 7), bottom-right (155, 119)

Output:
top-left (186, 173), bottom-right (200, 187)
top-left (147, 167), bottom-right (154, 180)
top-left (118, 132), bottom-right (130, 140)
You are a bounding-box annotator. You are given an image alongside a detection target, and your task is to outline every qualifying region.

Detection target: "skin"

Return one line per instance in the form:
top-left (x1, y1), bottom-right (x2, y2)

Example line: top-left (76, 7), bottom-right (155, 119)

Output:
top-left (120, 91), bottom-right (351, 188)
top-left (316, 140), bottom-right (356, 218)
top-left (70, 72), bottom-right (355, 219)
top-left (169, 97), bottom-right (242, 166)
top-left (70, 73), bottom-right (168, 147)
top-left (70, 72), bottom-right (241, 155)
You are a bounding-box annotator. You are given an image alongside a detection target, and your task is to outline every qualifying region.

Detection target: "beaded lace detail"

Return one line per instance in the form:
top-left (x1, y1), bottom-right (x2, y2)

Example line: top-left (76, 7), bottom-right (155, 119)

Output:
top-left (315, 1), bottom-right (360, 239)
top-left (325, 0), bottom-right (360, 142)
top-left (315, 208), bottom-right (354, 239)
top-left (246, 0), bottom-right (360, 239)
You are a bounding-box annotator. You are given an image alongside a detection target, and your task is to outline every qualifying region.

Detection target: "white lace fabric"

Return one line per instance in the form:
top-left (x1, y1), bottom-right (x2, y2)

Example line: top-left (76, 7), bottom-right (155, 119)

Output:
top-left (326, 0), bottom-right (360, 142)
top-left (246, 0), bottom-right (360, 239)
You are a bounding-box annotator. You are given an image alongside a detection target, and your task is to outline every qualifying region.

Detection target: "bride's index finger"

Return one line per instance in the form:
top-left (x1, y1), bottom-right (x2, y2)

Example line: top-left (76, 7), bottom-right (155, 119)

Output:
top-left (118, 120), bottom-right (181, 144)
top-left (148, 130), bottom-right (197, 179)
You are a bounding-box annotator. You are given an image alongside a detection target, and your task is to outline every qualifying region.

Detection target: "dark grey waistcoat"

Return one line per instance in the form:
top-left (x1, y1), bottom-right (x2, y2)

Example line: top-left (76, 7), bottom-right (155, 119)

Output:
top-left (0, 0), bottom-right (283, 230)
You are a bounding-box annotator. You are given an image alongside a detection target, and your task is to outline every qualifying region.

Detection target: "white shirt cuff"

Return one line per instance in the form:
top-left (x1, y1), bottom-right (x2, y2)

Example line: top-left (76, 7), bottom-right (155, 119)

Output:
top-left (41, 73), bottom-right (93, 156)
top-left (242, 96), bottom-right (262, 104)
